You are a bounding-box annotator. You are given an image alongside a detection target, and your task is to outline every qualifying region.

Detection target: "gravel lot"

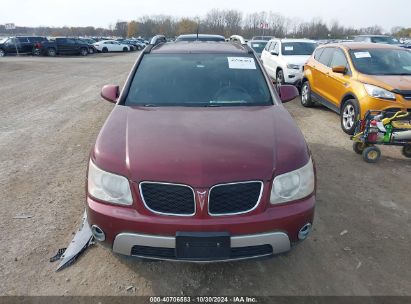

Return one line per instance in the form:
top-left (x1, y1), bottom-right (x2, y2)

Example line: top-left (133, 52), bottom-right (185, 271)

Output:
top-left (0, 53), bottom-right (410, 296)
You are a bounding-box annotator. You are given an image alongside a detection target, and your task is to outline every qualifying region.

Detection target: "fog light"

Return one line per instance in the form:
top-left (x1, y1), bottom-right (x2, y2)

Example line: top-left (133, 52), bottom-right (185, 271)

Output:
top-left (91, 225), bottom-right (105, 242)
top-left (298, 223), bottom-right (312, 240)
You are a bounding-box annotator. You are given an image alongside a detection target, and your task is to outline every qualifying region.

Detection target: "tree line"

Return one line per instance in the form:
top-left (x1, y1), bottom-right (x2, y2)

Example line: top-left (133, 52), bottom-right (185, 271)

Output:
top-left (1, 9), bottom-right (408, 39)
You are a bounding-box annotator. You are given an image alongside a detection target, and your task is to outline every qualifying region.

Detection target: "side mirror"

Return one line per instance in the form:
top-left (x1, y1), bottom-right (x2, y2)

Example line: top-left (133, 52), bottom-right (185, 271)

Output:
top-left (101, 85), bottom-right (119, 103)
top-left (332, 65), bottom-right (346, 74)
top-left (278, 85), bottom-right (299, 103)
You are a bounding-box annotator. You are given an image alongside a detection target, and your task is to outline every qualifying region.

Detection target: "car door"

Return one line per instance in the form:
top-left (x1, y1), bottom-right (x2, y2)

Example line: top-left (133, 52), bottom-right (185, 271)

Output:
top-left (17, 37), bottom-right (31, 53)
top-left (4, 38), bottom-right (18, 54)
top-left (311, 47), bottom-right (334, 103)
top-left (260, 41), bottom-right (272, 67)
top-left (65, 38), bottom-right (78, 54)
top-left (56, 38), bottom-right (69, 54)
top-left (326, 48), bottom-right (352, 107)
top-left (264, 41), bottom-right (278, 78)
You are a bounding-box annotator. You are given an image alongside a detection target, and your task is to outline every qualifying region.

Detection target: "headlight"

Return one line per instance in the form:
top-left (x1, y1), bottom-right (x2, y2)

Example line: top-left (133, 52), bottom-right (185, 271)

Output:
top-left (287, 64), bottom-right (300, 70)
top-left (88, 160), bottom-right (133, 205)
top-left (270, 158), bottom-right (315, 204)
top-left (364, 84), bottom-right (396, 100)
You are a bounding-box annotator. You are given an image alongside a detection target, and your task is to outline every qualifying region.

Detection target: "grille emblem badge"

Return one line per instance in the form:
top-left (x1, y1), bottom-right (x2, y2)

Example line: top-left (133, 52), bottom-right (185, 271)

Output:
top-left (197, 191), bottom-right (207, 210)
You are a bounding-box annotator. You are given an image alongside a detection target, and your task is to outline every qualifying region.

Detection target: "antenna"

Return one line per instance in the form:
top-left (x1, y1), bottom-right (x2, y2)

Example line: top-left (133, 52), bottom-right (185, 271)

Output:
top-left (196, 18), bottom-right (200, 41)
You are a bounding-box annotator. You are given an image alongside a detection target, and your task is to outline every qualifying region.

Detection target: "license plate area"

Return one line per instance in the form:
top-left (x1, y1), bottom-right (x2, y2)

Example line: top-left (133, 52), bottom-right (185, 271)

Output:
top-left (176, 232), bottom-right (230, 260)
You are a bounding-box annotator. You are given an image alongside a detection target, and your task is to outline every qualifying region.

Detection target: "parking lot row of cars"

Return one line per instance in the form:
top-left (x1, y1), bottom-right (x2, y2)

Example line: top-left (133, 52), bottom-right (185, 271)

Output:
top-left (0, 36), bottom-right (148, 57)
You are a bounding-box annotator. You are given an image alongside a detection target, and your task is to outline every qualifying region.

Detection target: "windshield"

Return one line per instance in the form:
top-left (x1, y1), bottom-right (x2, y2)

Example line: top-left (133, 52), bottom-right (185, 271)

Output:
top-left (371, 36), bottom-right (399, 44)
top-left (125, 54), bottom-right (272, 107)
top-left (249, 41), bottom-right (267, 54)
top-left (282, 42), bottom-right (317, 56)
top-left (349, 48), bottom-right (411, 75)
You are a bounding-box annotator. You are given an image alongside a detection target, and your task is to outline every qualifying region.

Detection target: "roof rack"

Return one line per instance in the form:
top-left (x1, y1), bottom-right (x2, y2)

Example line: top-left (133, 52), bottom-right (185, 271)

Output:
top-left (144, 35), bottom-right (167, 53)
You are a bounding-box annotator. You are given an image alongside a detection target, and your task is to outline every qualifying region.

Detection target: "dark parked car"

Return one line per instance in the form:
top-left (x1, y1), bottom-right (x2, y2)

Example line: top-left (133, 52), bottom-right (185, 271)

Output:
top-left (76, 38), bottom-right (98, 54)
top-left (86, 35), bottom-right (316, 262)
top-left (0, 36), bottom-right (48, 57)
top-left (176, 34), bottom-right (226, 42)
top-left (36, 37), bottom-right (90, 56)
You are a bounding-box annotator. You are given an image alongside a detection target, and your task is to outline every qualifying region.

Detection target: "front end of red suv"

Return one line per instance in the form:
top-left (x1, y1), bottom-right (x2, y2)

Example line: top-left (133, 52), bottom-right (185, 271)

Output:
top-left (85, 38), bottom-right (316, 262)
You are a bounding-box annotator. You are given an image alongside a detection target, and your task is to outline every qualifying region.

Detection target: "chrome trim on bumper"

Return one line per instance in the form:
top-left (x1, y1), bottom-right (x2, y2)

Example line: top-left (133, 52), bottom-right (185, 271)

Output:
top-left (112, 231), bottom-right (291, 259)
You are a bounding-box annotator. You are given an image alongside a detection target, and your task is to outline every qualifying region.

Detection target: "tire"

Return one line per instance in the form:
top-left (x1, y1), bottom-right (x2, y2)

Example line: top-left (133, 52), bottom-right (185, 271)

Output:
top-left (300, 81), bottom-right (315, 107)
top-left (341, 99), bottom-right (360, 135)
top-left (123, 47), bottom-right (128, 52)
top-left (80, 48), bottom-right (88, 56)
top-left (102, 47), bottom-right (108, 53)
top-left (47, 48), bottom-right (56, 57)
top-left (276, 69), bottom-right (284, 89)
top-left (0, 49), bottom-right (6, 57)
top-left (402, 145), bottom-right (411, 158)
top-left (353, 142), bottom-right (369, 155)
top-left (362, 146), bottom-right (381, 163)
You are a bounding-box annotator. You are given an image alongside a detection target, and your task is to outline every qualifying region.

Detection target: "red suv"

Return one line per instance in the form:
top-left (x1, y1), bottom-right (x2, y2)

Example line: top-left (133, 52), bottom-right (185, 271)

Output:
top-left (86, 35), bottom-right (316, 262)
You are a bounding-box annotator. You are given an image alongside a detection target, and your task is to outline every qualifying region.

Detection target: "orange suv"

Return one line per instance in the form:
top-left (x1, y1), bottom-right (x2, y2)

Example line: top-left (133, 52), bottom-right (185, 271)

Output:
top-left (301, 43), bottom-right (411, 134)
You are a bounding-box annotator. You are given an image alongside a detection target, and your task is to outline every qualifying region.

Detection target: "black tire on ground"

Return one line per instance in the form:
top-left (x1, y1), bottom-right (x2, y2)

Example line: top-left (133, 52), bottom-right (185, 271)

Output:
top-left (362, 146), bottom-right (381, 163)
top-left (0, 49), bottom-right (6, 57)
top-left (402, 145), bottom-right (411, 158)
top-left (47, 48), bottom-right (56, 57)
top-left (353, 142), bottom-right (369, 155)
top-left (276, 69), bottom-right (284, 89)
top-left (102, 47), bottom-right (108, 53)
top-left (341, 99), bottom-right (360, 135)
top-left (300, 80), bottom-right (315, 107)
top-left (80, 48), bottom-right (88, 56)
top-left (123, 47), bottom-right (128, 52)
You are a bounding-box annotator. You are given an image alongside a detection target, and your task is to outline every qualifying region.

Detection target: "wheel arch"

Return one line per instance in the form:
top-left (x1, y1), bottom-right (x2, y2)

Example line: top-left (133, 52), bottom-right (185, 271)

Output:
top-left (340, 92), bottom-right (359, 114)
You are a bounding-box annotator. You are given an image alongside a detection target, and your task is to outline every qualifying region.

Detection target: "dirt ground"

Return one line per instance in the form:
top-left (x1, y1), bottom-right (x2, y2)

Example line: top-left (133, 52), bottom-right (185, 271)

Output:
top-left (0, 53), bottom-right (410, 296)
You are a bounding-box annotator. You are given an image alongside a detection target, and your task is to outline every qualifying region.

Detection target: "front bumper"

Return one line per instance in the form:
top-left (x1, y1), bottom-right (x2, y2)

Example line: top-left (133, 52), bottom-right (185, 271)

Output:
top-left (86, 193), bottom-right (315, 261)
top-left (113, 231), bottom-right (291, 262)
top-left (284, 69), bottom-right (303, 87)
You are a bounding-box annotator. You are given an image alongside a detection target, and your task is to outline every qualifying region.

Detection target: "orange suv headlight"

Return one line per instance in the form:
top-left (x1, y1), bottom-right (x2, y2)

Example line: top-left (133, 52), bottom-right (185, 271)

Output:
top-left (364, 84), bottom-right (396, 100)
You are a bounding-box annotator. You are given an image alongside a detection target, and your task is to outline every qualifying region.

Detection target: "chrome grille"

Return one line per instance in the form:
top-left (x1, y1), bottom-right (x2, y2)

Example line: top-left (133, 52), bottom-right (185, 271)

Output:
top-left (139, 182), bottom-right (195, 216)
top-left (208, 181), bottom-right (263, 216)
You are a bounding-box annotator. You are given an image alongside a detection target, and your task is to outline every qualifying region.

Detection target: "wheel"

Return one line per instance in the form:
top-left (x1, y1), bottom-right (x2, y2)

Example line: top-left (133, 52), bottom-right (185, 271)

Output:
top-left (0, 49), bottom-right (6, 57)
top-left (47, 48), bottom-right (56, 57)
top-left (362, 146), bottom-right (381, 163)
top-left (80, 48), bottom-right (88, 56)
top-left (402, 145), bottom-right (411, 158)
top-left (123, 47), bottom-right (128, 52)
top-left (341, 99), bottom-right (360, 135)
top-left (102, 47), bottom-right (108, 53)
top-left (276, 69), bottom-right (284, 89)
top-left (353, 142), bottom-right (369, 155)
top-left (300, 81), bottom-right (315, 107)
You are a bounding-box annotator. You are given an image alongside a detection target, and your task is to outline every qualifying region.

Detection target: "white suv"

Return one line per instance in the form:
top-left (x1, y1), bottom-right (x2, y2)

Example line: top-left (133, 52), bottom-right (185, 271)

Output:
top-left (261, 39), bottom-right (317, 88)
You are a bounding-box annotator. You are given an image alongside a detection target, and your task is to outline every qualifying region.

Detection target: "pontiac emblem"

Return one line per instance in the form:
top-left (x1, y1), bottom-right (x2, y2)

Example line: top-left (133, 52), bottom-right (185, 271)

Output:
top-left (197, 191), bottom-right (207, 210)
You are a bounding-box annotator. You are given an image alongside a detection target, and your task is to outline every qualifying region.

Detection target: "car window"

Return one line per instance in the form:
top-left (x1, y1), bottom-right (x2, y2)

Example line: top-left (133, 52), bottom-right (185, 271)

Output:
top-left (264, 42), bottom-right (272, 51)
top-left (330, 49), bottom-right (349, 68)
top-left (370, 36), bottom-right (399, 45)
top-left (354, 37), bottom-right (365, 42)
top-left (273, 43), bottom-right (280, 54)
top-left (318, 47), bottom-right (334, 66)
top-left (17, 37), bottom-right (29, 43)
top-left (281, 42), bottom-right (317, 56)
top-left (249, 41), bottom-right (267, 54)
top-left (313, 48), bottom-right (324, 61)
top-left (349, 48), bottom-right (411, 75)
top-left (125, 54), bottom-right (273, 106)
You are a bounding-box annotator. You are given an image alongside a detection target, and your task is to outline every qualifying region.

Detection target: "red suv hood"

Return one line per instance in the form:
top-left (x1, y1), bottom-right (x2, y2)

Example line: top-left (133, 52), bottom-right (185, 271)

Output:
top-left (92, 105), bottom-right (309, 187)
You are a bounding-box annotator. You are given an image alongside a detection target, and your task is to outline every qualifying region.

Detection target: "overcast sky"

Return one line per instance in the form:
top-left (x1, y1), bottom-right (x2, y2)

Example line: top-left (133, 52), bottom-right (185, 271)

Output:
top-left (1, 0), bottom-right (409, 31)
